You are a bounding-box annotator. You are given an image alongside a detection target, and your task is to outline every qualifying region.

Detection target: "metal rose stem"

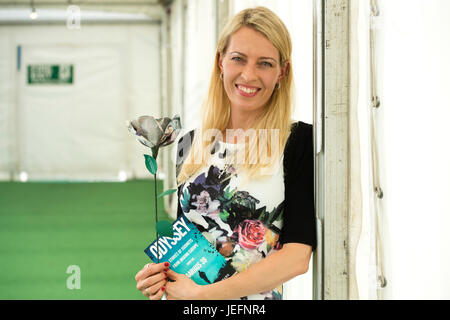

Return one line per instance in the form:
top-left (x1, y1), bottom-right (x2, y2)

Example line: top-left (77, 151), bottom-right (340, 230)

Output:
top-left (127, 115), bottom-right (181, 265)
top-left (154, 172), bottom-right (159, 264)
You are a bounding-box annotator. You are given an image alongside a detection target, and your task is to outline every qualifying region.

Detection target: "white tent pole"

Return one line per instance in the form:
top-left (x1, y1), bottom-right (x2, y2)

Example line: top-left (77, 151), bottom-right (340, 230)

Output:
top-left (12, 45), bottom-right (21, 181)
top-left (321, 0), bottom-right (351, 300)
top-left (180, 0), bottom-right (187, 124)
top-left (312, 0), bottom-right (324, 301)
top-left (368, 0), bottom-right (387, 296)
top-left (161, 4), bottom-right (173, 217)
top-left (215, 0), bottom-right (229, 43)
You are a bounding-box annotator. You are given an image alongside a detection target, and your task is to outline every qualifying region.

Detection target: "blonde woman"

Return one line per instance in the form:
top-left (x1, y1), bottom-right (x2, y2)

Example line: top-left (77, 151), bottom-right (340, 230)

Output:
top-left (135, 6), bottom-right (316, 300)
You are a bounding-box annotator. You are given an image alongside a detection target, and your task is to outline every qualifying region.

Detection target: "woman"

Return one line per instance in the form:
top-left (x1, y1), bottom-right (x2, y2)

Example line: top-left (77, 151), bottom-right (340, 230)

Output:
top-left (135, 6), bottom-right (316, 300)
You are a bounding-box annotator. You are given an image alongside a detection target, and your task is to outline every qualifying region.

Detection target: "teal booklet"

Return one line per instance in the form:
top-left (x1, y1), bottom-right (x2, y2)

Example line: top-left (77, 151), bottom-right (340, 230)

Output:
top-left (144, 214), bottom-right (235, 285)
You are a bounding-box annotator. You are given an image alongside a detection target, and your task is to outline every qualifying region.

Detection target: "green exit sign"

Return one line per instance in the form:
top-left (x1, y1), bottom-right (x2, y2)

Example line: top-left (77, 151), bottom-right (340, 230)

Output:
top-left (27, 64), bottom-right (74, 84)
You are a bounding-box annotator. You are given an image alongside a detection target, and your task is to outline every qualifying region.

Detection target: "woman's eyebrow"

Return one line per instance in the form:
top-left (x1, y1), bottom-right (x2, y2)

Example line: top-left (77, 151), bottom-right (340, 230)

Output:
top-left (230, 51), bottom-right (277, 62)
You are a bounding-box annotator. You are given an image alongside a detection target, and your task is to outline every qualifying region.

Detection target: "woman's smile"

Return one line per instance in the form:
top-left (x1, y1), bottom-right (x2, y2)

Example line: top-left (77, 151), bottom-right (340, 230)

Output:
top-left (235, 84), bottom-right (262, 97)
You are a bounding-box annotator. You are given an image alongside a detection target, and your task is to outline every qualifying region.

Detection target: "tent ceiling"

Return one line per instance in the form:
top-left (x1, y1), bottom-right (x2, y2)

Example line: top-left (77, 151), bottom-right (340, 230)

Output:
top-left (0, 0), bottom-right (168, 21)
top-left (0, 0), bottom-right (161, 6)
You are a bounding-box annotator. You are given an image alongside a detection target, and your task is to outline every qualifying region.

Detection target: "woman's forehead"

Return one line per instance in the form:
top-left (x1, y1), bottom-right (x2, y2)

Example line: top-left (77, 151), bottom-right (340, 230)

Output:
top-left (226, 27), bottom-right (279, 60)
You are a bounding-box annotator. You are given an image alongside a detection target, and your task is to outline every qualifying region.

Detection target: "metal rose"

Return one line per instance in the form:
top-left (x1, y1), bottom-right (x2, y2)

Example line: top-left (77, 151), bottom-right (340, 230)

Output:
top-left (126, 114), bottom-right (182, 263)
top-left (127, 114), bottom-right (181, 159)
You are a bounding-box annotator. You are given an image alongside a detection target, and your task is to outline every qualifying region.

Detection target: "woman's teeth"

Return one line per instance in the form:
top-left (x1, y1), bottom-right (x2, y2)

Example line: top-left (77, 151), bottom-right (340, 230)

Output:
top-left (237, 85), bottom-right (259, 94)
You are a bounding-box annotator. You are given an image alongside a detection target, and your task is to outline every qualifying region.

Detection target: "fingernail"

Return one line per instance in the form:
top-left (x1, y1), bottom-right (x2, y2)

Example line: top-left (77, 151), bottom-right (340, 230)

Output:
top-left (161, 286), bottom-right (165, 292)
top-left (164, 262), bottom-right (169, 267)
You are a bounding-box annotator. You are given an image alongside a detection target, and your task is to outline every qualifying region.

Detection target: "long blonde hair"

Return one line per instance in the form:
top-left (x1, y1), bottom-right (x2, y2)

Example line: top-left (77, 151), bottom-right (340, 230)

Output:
top-left (177, 6), bottom-right (294, 186)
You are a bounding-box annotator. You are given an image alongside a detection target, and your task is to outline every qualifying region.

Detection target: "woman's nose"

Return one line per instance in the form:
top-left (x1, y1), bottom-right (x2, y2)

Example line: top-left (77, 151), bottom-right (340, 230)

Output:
top-left (240, 63), bottom-right (258, 82)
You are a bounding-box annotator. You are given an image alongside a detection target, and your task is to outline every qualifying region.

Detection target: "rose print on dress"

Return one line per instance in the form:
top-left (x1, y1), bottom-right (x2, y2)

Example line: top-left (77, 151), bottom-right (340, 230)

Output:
top-left (236, 219), bottom-right (267, 250)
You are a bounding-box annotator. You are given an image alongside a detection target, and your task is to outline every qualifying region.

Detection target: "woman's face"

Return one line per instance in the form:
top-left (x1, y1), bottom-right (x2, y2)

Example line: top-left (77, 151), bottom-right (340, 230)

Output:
top-left (219, 26), bottom-right (288, 116)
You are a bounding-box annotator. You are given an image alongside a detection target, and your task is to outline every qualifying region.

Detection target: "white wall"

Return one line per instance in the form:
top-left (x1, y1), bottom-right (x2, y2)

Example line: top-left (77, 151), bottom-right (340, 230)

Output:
top-left (356, 0), bottom-right (450, 299)
top-left (169, 0), bottom-right (217, 134)
top-left (0, 16), bottom-right (161, 181)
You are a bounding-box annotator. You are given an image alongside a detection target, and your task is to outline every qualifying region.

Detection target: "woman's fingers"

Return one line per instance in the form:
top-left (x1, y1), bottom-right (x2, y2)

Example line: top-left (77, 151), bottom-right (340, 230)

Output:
top-left (134, 262), bottom-right (170, 300)
top-left (165, 269), bottom-right (179, 281)
top-left (135, 262), bottom-right (169, 282)
top-left (135, 263), bottom-right (153, 281)
top-left (137, 271), bottom-right (167, 292)
top-left (148, 280), bottom-right (167, 300)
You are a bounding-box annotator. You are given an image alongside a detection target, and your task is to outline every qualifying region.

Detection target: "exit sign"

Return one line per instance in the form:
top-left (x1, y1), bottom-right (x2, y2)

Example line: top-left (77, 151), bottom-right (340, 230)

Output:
top-left (27, 64), bottom-right (74, 84)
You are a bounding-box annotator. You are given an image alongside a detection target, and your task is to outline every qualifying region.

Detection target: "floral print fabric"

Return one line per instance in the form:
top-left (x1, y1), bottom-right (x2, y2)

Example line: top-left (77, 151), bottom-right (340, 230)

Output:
top-left (178, 141), bottom-right (285, 300)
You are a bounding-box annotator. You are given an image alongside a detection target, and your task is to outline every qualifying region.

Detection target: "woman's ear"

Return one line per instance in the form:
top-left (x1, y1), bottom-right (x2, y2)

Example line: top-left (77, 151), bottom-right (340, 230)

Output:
top-left (218, 52), bottom-right (224, 73)
top-left (278, 61), bottom-right (290, 81)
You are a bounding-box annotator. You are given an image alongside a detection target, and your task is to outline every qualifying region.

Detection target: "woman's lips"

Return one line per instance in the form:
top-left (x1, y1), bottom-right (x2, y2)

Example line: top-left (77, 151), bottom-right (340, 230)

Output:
top-left (235, 84), bottom-right (261, 97)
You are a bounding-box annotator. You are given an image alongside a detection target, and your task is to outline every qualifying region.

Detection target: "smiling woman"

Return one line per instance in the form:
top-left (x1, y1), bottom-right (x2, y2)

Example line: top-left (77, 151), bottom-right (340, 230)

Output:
top-left (134, 6), bottom-right (316, 301)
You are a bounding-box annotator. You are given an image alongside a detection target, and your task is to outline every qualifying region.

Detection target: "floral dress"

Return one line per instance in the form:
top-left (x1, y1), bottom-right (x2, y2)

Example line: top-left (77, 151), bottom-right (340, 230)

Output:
top-left (177, 139), bottom-right (285, 300)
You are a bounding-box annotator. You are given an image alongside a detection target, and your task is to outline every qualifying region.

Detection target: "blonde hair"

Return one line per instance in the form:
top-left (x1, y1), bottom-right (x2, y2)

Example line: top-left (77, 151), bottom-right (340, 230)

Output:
top-left (177, 6), bottom-right (294, 186)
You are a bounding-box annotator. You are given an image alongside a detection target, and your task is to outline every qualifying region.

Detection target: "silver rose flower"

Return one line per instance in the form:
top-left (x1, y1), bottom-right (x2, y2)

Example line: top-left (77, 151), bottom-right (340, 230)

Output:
top-left (127, 114), bottom-right (181, 159)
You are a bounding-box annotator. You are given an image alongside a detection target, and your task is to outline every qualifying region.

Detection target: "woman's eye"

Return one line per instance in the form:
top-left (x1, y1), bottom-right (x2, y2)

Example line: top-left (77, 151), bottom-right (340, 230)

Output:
top-left (231, 57), bottom-right (243, 62)
top-left (260, 61), bottom-right (273, 68)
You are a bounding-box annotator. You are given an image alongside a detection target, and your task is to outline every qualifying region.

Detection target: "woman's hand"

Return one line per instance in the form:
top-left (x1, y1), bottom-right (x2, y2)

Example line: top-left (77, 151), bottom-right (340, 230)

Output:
top-left (165, 269), bottom-right (204, 300)
top-left (135, 262), bottom-right (169, 300)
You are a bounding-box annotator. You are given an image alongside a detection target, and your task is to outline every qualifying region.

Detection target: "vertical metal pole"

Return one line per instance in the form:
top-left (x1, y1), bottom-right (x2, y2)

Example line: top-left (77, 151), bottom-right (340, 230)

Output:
top-left (215, 0), bottom-right (230, 43)
top-left (313, 0), bottom-right (324, 301)
top-left (322, 0), bottom-right (351, 300)
top-left (161, 4), bottom-right (176, 215)
top-left (13, 45), bottom-right (22, 181)
top-left (180, 0), bottom-right (187, 124)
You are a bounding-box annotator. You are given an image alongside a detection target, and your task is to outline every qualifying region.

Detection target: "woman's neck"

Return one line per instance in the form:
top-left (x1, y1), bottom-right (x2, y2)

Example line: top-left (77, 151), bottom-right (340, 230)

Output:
top-left (221, 109), bottom-right (263, 144)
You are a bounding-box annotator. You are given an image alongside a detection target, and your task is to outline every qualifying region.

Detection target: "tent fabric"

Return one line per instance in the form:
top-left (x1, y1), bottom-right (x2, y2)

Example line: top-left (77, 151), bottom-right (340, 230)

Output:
top-left (0, 24), bottom-right (161, 181)
top-left (355, 0), bottom-right (450, 299)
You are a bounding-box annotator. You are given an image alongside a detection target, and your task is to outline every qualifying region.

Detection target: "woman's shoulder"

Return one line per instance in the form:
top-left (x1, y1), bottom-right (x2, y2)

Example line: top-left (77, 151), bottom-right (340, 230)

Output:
top-left (287, 120), bottom-right (313, 148)
top-left (282, 121), bottom-right (313, 180)
top-left (290, 120), bottom-right (312, 133)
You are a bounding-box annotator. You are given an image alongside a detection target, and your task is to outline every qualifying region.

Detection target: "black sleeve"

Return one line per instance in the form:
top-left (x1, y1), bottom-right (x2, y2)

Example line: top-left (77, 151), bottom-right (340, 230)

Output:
top-left (280, 122), bottom-right (317, 251)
